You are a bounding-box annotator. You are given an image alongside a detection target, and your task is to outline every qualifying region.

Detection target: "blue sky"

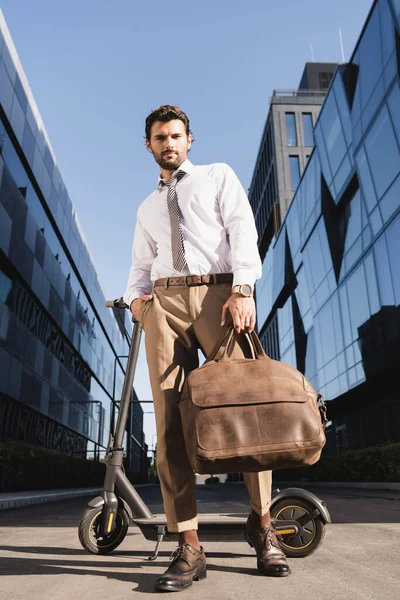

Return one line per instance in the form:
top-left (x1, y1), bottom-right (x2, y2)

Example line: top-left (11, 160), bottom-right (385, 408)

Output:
top-left (1, 0), bottom-right (373, 446)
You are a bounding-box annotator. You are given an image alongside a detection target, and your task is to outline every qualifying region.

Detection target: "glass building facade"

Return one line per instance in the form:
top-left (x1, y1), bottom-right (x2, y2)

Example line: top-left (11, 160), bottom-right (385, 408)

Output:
top-left (254, 0), bottom-right (400, 451)
top-left (0, 11), bottom-right (147, 473)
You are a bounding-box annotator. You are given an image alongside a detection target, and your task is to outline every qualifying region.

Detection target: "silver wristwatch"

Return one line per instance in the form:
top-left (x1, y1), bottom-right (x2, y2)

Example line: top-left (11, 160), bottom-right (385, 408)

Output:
top-left (232, 284), bottom-right (253, 297)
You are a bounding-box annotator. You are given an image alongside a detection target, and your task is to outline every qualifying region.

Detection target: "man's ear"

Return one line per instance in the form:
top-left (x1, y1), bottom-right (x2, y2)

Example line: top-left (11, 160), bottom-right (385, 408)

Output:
top-left (146, 140), bottom-right (153, 154)
top-left (187, 134), bottom-right (192, 151)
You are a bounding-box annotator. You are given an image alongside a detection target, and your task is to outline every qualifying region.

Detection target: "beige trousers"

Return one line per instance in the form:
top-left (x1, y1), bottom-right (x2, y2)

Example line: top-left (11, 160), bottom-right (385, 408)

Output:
top-left (142, 282), bottom-right (272, 533)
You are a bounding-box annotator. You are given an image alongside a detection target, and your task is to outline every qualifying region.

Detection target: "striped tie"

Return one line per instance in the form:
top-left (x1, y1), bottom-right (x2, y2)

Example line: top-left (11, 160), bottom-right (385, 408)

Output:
top-left (161, 171), bottom-right (187, 272)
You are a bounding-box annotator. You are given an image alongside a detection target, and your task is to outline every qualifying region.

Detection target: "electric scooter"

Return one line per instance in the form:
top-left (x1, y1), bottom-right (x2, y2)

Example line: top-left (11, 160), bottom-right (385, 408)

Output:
top-left (78, 298), bottom-right (331, 561)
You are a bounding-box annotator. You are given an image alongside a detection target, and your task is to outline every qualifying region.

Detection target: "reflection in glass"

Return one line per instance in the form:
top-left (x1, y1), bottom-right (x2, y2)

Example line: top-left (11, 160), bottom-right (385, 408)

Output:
top-left (364, 103), bottom-right (400, 199)
top-left (289, 156), bottom-right (300, 191)
top-left (285, 113), bottom-right (297, 146)
top-left (302, 113), bottom-right (314, 147)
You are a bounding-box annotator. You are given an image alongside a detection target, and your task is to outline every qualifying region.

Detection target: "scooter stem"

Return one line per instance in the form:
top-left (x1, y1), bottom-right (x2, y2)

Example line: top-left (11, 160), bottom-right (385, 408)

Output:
top-left (114, 320), bottom-right (142, 448)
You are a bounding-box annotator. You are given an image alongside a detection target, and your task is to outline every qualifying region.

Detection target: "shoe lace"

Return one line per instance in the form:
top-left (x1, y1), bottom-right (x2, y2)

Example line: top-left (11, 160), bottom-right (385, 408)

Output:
top-left (259, 527), bottom-right (283, 550)
top-left (169, 544), bottom-right (194, 566)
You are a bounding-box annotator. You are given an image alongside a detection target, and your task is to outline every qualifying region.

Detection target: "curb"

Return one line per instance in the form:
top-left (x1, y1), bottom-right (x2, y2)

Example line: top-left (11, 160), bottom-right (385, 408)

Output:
top-left (0, 487), bottom-right (102, 510)
top-left (0, 484), bottom-right (152, 511)
top-left (273, 481), bottom-right (400, 492)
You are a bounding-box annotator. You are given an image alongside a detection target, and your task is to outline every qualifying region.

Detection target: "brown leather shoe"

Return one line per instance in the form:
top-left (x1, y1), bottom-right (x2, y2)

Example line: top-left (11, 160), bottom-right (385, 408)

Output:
top-left (154, 543), bottom-right (207, 592)
top-left (245, 515), bottom-right (291, 577)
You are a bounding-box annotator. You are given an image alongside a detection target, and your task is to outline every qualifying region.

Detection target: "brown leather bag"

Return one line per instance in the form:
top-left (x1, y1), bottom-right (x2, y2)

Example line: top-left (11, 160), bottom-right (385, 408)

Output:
top-left (178, 329), bottom-right (327, 474)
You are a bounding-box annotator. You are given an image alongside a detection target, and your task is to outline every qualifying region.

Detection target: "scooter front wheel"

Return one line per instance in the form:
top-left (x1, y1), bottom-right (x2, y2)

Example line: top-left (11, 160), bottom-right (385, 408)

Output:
top-left (271, 497), bottom-right (326, 558)
top-left (78, 504), bottom-right (129, 554)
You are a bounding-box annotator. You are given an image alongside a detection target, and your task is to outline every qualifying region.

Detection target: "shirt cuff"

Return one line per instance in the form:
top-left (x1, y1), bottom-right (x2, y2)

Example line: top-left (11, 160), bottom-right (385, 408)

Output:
top-left (123, 289), bottom-right (149, 308)
top-left (232, 268), bottom-right (257, 288)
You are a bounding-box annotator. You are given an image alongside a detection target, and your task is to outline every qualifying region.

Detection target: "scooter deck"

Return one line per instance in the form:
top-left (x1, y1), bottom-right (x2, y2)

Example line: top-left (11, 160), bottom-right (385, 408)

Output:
top-left (132, 513), bottom-right (297, 542)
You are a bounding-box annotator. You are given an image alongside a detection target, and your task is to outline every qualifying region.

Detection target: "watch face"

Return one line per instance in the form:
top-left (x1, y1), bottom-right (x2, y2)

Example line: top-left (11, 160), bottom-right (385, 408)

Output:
top-left (241, 284), bottom-right (253, 296)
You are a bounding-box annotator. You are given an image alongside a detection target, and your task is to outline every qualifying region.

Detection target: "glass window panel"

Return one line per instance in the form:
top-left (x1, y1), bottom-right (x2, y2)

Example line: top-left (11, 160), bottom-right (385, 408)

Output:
top-left (379, 0), bottom-right (395, 63)
top-left (364, 103), bottom-right (400, 199)
top-left (36, 128), bottom-right (46, 158)
top-left (373, 234), bottom-right (395, 305)
top-left (32, 145), bottom-right (44, 186)
top-left (380, 173), bottom-right (400, 223)
top-left (26, 185), bottom-right (46, 230)
top-left (286, 201), bottom-right (301, 268)
top-left (355, 145), bottom-right (377, 213)
top-left (315, 123), bottom-right (332, 185)
top-left (385, 214), bottom-right (400, 305)
top-left (344, 190), bottom-right (362, 250)
top-left (10, 95), bottom-right (25, 145)
top-left (25, 101), bottom-right (37, 140)
top-left (1, 40), bottom-right (16, 84)
top-left (316, 303), bottom-right (337, 364)
top-left (294, 266), bottom-right (312, 319)
top-left (272, 230), bottom-right (286, 306)
top-left (369, 205), bottom-right (383, 236)
top-left (361, 76), bottom-right (385, 135)
top-left (43, 144), bottom-right (54, 179)
top-left (256, 247), bottom-right (273, 328)
top-left (383, 52), bottom-right (397, 92)
top-left (331, 292), bottom-right (345, 354)
top-left (289, 155), bottom-right (300, 191)
top-left (305, 327), bottom-right (317, 380)
top-left (14, 72), bottom-right (28, 114)
top-left (302, 113), bottom-right (314, 147)
top-left (0, 60), bottom-right (13, 116)
top-left (41, 167), bottom-right (51, 201)
top-left (1, 133), bottom-right (28, 189)
top-left (362, 226), bottom-right (371, 250)
top-left (338, 284), bottom-right (353, 347)
top-left (318, 221), bottom-right (335, 279)
top-left (22, 121), bottom-right (35, 165)
top-left (334, 75), bottom-right (352, 148)
top-left (364, 253), bottom-right (380, 315)
top-left (333, 153), bottom-right (352, 195)
top-left (346, 263), bottom-right (370, 341)
top-left (358, 7), bottom-right (382, 106)
top-left (392, 0), bottom-right (400, 30)
top-left (319, 92), bottom-right (347, 176)
top-left (387, 81), bottom-right (400, 147)
top-left (285, 113), bottom-right (297, 146)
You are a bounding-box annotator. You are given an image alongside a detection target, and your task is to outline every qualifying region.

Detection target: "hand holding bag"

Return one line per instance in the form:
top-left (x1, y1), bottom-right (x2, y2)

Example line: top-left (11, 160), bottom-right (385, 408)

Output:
top-left (178, 328), bottom-right (327, 474)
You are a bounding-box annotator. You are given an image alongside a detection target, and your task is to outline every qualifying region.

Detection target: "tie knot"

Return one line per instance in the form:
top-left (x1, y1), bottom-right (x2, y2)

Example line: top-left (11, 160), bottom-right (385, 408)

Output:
top-left (161, 170), bottom-right (186, 187)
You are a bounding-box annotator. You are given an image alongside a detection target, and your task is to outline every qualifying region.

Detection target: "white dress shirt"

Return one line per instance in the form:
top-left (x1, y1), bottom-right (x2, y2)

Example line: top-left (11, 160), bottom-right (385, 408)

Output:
top-left (123, 159), bottom-right (262, 307)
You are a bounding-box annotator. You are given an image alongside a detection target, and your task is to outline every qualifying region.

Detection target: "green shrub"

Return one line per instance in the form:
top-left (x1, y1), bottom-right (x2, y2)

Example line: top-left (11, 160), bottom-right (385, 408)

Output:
top-left (272, 442), bottom-right (400, 483)
top-left (0, 442), bottom-right (147, 492)
top-left (205, 476), bottom-right (220, 484)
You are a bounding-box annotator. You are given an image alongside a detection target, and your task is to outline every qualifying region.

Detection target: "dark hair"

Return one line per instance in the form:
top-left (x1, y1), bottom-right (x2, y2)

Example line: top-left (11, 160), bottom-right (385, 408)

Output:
top-left (145, 105), bottom-right (193, 142)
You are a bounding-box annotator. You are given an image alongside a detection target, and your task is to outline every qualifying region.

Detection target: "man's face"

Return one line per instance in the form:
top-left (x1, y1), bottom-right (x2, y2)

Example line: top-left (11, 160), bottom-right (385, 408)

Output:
top-left (146, 119), bottom-right (192, 171)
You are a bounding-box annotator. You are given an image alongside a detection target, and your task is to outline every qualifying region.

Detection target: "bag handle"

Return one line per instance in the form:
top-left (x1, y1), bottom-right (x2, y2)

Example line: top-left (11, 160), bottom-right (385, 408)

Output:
top-left (206, 328), bottom-right (267, 363)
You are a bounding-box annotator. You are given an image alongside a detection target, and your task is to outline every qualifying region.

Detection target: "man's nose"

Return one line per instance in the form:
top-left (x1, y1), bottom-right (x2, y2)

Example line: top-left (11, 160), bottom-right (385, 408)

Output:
top-left (164, 137), bottom-right (175, 148)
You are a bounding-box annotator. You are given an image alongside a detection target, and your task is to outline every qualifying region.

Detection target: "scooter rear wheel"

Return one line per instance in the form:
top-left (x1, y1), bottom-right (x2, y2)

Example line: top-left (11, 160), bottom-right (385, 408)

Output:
top-left (78, 505), bottom-right (129, 554)
top-left (271, 498), bottom-right (326, 558)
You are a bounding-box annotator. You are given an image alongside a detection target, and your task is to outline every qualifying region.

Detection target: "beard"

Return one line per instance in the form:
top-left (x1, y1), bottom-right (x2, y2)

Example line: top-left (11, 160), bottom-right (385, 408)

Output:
top-left (154, 151), bottom-right (184, 171)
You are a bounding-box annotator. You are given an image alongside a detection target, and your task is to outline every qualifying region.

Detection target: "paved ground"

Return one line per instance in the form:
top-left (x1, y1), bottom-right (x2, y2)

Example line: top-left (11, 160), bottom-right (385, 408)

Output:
top-left (0, 483), bottom-right (399, 600)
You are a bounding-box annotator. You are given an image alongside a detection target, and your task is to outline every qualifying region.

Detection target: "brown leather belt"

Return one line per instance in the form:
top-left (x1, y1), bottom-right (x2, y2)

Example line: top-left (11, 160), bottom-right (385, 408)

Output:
top-left (154, 273), bottom-right (233, 287)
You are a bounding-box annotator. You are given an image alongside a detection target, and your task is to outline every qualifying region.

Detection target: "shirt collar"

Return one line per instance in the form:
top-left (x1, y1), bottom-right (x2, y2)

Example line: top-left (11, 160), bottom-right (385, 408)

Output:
top-left (157, 159), bottom-right (194, 189)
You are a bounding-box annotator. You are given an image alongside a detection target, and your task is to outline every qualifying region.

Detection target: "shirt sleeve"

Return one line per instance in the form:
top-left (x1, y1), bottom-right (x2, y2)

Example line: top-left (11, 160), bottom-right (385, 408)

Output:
top-left (123, 206), bottom-right (156, 307)
top-left (217, 163), bottom-right (262, 287)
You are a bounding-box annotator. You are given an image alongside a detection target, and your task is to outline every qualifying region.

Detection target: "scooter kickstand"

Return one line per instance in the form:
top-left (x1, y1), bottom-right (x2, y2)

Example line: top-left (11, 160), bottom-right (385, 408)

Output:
top-left (148, 526), bottom-right (167, 561)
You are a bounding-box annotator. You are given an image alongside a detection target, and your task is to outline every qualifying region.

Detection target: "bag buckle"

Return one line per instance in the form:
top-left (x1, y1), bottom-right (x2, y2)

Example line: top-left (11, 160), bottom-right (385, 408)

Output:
top-left (317, 394), bottom-right (328, 427)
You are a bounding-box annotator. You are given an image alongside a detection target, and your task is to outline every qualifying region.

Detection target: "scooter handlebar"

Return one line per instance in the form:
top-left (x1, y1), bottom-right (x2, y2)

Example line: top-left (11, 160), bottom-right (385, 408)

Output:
top-left (105, 298), bottom-right (129, 310)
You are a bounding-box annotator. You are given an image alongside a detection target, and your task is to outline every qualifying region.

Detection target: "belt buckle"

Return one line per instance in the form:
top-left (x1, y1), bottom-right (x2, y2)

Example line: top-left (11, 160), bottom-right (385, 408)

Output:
top-left (185, 275), bottom-right (193, 286)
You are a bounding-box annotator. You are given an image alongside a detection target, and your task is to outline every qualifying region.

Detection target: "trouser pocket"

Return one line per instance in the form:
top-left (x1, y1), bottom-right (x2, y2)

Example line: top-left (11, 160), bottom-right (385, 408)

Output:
top-left (140, 299), bottom-right (153, 329)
